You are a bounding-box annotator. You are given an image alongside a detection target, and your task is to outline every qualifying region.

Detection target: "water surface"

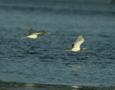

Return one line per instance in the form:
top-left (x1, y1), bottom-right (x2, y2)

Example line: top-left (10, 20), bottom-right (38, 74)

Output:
top-left (0, 1), bottom-right (115, 87)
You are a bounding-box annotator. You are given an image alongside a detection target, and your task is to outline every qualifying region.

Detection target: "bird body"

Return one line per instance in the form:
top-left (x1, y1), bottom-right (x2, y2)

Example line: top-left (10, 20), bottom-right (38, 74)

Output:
top-left (24, 26), bottom-right (47, 40)
top-left (71, 35), bottom-right (85, 52)
top-left (26, 32), bottom-right (43, 39)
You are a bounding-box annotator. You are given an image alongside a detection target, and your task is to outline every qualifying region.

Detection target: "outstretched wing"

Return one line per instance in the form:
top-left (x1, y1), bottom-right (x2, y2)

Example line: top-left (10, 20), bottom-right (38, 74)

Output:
top-left (25, 25), bottom-right (34, 35)
top-left (27, 27), bottom-right (34, 35)
top-left (72, 35), bottom-right (85, 50)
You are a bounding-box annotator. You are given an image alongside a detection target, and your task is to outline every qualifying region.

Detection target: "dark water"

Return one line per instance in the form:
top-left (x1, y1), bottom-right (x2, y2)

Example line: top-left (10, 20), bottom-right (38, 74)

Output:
top-left (0, 80), bottom-right (115, 90)
top-left (0, 1), bottom-right (115, 88)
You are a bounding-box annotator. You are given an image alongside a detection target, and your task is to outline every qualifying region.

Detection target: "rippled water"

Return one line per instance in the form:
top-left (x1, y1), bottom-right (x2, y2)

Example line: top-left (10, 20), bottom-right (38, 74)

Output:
top-left (0, 2), bottom-right (115, 87)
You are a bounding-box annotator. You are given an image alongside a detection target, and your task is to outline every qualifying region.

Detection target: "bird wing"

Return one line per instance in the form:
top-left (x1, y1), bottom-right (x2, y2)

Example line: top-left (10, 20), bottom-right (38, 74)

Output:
top-left (25, 25), bottom-right (35, 35)
top-left (73, 35), bottom-right (85, 49)
top-left (28, 28), bottom-right (34, 35)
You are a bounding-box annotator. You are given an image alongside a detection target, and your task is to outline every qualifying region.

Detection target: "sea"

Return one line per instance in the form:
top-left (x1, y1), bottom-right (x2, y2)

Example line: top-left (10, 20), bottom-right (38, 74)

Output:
top-left (0, 0), bottom-right (115, 89)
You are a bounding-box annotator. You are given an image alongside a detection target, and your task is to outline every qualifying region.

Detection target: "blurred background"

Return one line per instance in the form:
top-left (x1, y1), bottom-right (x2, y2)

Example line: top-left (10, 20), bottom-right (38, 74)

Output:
top-left (0, 0), bottom-right (115, 90)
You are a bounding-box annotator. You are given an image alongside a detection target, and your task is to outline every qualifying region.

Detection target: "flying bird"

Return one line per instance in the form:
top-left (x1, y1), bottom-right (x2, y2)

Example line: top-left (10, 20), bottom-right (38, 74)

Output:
top-left (71, 35), bottom-right (85, 52)
top-left (25, 27), bottom-right (47, 39)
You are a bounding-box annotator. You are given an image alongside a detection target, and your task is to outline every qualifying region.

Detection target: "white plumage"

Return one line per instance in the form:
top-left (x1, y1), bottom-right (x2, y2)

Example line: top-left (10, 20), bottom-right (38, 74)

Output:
top-left (71, 35), bottom-right (85, 52)
top-left (23, 26), bottom-right (47, 39)
top-left (26, 32), bottom-right (44, 39)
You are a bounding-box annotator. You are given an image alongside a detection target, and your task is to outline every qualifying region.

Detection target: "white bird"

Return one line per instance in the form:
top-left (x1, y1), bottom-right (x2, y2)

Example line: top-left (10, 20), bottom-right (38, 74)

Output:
top-left (26, 32), bottom-right (46, 39)
top-left (71, 35), bottom-right (85, 52)
top-left (25, 27), bottom-right (47, 39)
